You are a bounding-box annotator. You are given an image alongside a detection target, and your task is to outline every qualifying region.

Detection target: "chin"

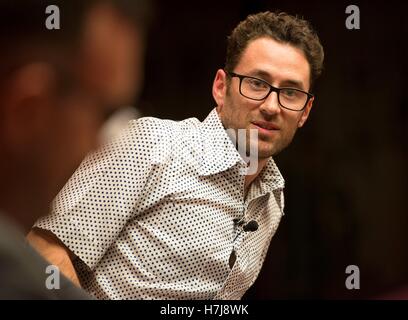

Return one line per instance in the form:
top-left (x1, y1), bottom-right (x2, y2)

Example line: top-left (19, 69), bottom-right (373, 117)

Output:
top-left (255, 140), bottom-right (274, 157)
top-left (256, 147), bottom-right (273, 159)
top-left (258, 150), bottom-right (274, 159)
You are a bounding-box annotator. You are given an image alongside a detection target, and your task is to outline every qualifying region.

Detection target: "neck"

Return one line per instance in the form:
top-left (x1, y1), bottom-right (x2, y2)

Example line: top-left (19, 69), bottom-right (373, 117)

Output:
top-left (244, 157), bottom-right (269, 194)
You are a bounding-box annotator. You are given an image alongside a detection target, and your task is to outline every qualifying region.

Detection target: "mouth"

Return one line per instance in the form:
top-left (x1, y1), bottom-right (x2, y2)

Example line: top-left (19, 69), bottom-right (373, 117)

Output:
top-left (251, 121), bottom-right (280, 132)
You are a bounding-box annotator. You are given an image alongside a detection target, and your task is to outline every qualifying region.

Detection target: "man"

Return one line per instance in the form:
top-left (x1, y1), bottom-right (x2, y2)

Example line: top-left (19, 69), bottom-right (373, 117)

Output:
top-left (28, 11), bottom-right (324, 299)
top-left (0, 0), bottom-right (150, 299)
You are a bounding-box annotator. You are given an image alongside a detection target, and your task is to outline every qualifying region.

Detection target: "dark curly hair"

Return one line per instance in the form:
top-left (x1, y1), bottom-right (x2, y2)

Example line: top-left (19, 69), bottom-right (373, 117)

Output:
top-left (225, 11), bottom-right (324, 87)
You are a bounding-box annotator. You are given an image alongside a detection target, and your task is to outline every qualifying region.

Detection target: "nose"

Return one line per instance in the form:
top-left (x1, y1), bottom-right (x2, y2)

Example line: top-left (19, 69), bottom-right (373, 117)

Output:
top-left (259, 91), bottom-right (281, 117)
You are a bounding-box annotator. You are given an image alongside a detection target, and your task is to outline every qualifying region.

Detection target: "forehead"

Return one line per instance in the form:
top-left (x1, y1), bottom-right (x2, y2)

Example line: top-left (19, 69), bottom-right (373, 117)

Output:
top-left (235, 37), bottom-right (311, 89)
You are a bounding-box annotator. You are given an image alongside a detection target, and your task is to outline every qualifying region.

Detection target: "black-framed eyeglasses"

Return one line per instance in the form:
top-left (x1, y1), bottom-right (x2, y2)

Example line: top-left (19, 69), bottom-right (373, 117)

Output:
top-left (226, 71), bottom-right (314, 111)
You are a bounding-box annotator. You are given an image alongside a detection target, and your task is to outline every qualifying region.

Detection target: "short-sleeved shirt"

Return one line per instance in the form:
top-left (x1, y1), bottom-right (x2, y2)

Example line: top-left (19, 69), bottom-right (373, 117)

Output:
top-left (35, 108), bottom-right (285, 300)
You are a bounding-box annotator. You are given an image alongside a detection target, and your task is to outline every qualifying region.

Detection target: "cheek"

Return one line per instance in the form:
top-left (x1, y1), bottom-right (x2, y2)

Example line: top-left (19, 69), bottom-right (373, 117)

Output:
top-left (272, 113), bottom-right (301, 145)
top-left (283, 111), bottom-right (303, 129)
top-left (227, 96), bottom-right (255, 127)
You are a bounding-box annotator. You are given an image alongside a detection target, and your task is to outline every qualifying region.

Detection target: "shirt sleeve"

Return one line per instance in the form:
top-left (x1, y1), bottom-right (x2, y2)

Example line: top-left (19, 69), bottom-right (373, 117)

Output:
top-left (34, 118), bottom-right (166, 270)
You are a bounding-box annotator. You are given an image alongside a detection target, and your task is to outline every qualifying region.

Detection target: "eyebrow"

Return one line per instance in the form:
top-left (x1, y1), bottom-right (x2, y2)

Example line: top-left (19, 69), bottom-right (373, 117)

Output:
top-left (249, 69), bottom-right (306, 90)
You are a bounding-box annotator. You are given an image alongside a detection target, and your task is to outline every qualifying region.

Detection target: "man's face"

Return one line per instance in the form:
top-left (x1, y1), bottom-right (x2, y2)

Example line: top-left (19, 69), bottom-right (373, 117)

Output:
top-left (214, 37), bottom-right (314, 160)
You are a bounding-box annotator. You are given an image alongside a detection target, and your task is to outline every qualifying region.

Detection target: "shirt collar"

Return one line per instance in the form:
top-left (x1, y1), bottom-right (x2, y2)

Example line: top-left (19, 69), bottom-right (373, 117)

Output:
top-left (259, 157), bottom-right (285, 191)
top-left (197, 108), bottom-right (244, 176)
top-left (197, 108), bottom-right (285, 192)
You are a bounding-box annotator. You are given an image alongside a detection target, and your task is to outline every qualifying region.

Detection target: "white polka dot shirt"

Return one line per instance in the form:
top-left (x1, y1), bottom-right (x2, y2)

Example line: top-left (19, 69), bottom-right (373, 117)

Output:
top-left (35, 108), bottom-right (285, 300)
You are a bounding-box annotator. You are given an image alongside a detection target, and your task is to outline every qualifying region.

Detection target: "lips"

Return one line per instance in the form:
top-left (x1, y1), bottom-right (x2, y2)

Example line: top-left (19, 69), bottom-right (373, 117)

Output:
top-left (251, 121), bottom-right (279, 131)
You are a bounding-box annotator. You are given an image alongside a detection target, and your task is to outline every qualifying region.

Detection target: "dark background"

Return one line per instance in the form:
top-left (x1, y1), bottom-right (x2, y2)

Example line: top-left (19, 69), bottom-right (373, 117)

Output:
top-left (138, 0), bottom-right (408, 299)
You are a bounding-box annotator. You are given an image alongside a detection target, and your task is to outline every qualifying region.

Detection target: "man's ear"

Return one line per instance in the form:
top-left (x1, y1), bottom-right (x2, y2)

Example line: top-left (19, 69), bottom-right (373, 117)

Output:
top-left (298, 96), bottom-right (314, 128)
top-left (212, 69), bottom-right (227, 111)
top-left (2, 63), bottom-right (57, 151)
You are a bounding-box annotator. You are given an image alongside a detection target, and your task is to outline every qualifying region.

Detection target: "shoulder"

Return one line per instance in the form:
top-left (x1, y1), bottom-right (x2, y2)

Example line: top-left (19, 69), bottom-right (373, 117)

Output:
top-left (121, 116), bottom-right (202, 161)
top-left (127, 116), bottom-right (201, 140)
top-left (77, 116), bottom-right (203, 172)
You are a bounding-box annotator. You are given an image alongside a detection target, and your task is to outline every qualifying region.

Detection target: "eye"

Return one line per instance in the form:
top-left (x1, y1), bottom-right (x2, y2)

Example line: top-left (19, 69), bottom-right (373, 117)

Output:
top-left (281, 88), bottom-right (299, 99)
top-left (247, 78), bottom-right (268, 90)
